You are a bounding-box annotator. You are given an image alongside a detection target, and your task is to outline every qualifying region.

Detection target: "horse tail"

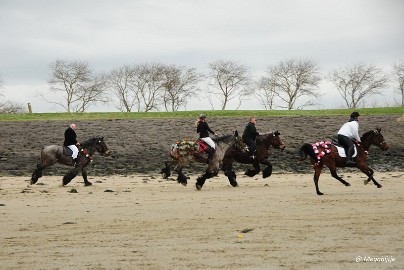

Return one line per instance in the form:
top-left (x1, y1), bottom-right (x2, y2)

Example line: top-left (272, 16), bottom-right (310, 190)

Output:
top-left (299, 143), bottom-right (317, 161)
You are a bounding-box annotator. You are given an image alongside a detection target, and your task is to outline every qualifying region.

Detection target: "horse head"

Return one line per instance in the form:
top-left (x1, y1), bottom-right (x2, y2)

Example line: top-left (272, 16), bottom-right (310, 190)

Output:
top-left (95, 137), bottom-right (111, 156)
top-left (360, 128), bottom-right (388, 151)
top-left (270, 130), bottom-right (286, 150)
top-left (364, 127), bottom-right (389, 151)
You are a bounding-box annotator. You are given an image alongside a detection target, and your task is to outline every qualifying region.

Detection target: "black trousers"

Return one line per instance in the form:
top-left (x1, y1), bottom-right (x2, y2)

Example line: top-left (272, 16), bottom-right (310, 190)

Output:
top-left (337, 134), bottom-right (355, 160)
top-left (243, 138), bottom-right (256, 155)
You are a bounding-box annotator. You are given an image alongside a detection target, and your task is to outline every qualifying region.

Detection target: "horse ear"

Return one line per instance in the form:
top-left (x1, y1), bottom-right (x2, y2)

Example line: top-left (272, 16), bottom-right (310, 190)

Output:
top-left (234, 130), bottom-right (239, 137)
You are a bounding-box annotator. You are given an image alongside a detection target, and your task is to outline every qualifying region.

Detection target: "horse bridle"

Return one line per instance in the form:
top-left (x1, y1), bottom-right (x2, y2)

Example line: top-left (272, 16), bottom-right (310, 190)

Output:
top-left (374, 130), bottom-right (387, 147)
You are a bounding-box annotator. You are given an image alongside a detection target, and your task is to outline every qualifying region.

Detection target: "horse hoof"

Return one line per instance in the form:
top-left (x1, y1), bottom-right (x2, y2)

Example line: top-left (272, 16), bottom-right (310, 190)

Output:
top-left (180, 182), bottom-right (187, 187)
top-left (85, 182), bottom-right (93, 186)
top-left (162, 173), bottom-right (167, 179)
top-left (317, 192), bottom-right (324, 195)
top-left (377, 185), bottom-right (382, 188)
top-left (345, 183), bottom-right (351, 187)
top-left (196, 184), bottom-right (202, 190)
top-left (364, 180), bottom-right (370, 185)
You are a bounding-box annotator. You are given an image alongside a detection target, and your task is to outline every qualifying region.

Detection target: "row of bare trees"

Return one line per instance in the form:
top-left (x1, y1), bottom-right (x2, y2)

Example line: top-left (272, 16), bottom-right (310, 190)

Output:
top-left (109, 63), bottom-right (202, 112)
top-left (1, 59), bottom-right (403, 113)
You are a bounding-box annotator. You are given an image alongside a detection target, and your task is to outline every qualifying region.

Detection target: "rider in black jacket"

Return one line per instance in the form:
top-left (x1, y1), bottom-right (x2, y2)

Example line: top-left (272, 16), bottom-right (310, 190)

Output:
top-left (64, 123), bottom-right (80, 165)
top-left (242, 117), bottom-right (259, 159)
top-left (196, 114), bottom-right (217, 163)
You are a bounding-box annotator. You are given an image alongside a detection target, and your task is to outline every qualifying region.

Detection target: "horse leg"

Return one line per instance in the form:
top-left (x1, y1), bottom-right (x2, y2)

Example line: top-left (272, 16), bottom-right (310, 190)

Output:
top-left (81, 167), bottom-right (92, 186)
top-left (222, 152), bottom-right (238, 187)
top-left (358, 165), bottom-right (382, 188)
top-left (160, 161), bottom-right (172, 179)
top-left (224, 170), bottom-right (238, 187)
top-left (245, 161), bottom-right (260, 177)
top-left (259, 158), bottom-right (273, 178)
top-left (313, 164), bottom-right (324, 195)
top-left (328, 167), bottom-right (351, 187)
top-left (196, 163), bottom-right (220, 190)
top-left (63, 167), bottom-right (80, 186)
top-left (175, 166), bottom-right (188, 186)
top-left (364, 167), bottom-right (374, 185)
top-left (31, 163), bottom-right (46, 184)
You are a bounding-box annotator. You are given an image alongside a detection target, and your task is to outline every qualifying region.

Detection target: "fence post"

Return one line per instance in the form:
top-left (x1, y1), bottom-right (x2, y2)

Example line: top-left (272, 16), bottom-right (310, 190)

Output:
top-left (28, 103), bottom-right (32, 114)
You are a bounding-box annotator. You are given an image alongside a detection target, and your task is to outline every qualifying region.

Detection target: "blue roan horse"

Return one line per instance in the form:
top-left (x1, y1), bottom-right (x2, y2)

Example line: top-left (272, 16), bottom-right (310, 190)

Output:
top-left (161, 132), bottom-right (238, 190)
top-left (31, 137), bottom-right (110, 186)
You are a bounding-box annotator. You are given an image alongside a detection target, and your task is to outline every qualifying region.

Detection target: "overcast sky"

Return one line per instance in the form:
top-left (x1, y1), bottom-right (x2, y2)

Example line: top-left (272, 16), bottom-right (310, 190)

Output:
top-left (1, 0), bottom-right (403, 112)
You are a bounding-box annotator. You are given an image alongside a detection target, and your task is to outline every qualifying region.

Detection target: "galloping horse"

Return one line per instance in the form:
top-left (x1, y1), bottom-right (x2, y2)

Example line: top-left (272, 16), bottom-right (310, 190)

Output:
top-left (222, 131), bottom-right (286, 187)
top-left (161, 132), bottom-right (238, 190)
top-left (31, 137), bottom-right (111, 186)
top-left (299, 128), bottom-right (389, 195)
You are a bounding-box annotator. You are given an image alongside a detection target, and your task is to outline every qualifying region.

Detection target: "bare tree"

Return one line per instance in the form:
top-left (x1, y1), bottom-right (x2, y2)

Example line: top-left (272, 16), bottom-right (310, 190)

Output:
top-left (208, 60), bottom-right (252, 110)
top-left (131, 63), bottom-right (166, 112)
top-left (329, 63), bottom-right (389, 109)
top-left (46, 59), bottom-right (109, 112)
top-left (0, 100), bottom-right (26, 114)
top-left (392, 61), bottom-right (404, 107)
top-left (0, 74), bottom-right (26, 114)
top-left (255, 76), bottom-right (278, 110)
top-left (108, 65), bottom-right (138, 112)
top-left (161, 65), bottom-right (202, 112)
top-left (262, 59), bottom-right (321, 110)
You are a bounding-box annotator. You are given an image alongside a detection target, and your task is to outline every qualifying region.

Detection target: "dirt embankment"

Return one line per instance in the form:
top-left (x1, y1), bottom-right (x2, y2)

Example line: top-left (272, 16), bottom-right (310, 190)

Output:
top-left (0, 114), bottom-right (403, 177)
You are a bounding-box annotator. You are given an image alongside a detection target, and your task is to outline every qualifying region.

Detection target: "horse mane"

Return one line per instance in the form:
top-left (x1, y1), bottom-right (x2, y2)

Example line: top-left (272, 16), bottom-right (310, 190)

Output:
top-left (81, 137), bottom-right (102, 147)
top-left (361, 130), bottom-right (376, 141)
top-left (257, 130), bottom-right (280, 142)
top-left (213, 134), bottom-right (234, 143)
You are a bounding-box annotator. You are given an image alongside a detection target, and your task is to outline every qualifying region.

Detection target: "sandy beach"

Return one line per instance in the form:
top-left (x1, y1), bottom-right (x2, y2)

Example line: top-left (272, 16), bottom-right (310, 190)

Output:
top-left (1, 171), bottom-right (403, 269)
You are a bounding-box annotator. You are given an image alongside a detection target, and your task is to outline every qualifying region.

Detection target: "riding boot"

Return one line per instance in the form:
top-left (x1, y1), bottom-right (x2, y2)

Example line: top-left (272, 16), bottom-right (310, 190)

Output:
top-left (345, 156), bottom-right (356, 166)
top-left (73, 158), bottom-right (78, 166)
top-left (207, 148), bottom-right (215, 164)
top-left (345, 148), bottom-right (356, 166)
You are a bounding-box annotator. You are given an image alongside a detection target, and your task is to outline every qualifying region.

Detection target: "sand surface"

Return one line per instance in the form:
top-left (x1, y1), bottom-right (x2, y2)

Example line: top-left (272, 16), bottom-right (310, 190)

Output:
top-left (1, 171), bottom-right (403, 269)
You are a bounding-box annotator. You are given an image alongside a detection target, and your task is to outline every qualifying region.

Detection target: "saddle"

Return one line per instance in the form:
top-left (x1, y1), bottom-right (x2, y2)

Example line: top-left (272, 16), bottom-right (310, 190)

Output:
top-left (331, 140), bottom-right (357, 158)
top-left (196, 140), bottom-right (210, 154)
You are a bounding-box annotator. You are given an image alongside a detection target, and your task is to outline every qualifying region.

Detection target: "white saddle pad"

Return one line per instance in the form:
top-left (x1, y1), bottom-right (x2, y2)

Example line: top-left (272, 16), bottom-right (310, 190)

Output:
top-left (335, 145), bottom-right (357, 158)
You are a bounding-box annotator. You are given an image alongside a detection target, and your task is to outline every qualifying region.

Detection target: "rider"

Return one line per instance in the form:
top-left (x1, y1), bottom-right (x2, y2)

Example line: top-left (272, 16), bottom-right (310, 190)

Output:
top-left (64, 123), bottom-right (80, 166)
top-left (196, 114), bottom-right (217, 163)
top-left (337, 112), bottom-right (361, 166)
top-left (242, 117), bottom-right (260, 159)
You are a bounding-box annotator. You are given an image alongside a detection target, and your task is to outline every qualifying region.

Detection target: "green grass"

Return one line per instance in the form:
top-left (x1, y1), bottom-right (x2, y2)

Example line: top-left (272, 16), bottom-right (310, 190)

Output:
top-left (0, 107), bottom-right (403, 121)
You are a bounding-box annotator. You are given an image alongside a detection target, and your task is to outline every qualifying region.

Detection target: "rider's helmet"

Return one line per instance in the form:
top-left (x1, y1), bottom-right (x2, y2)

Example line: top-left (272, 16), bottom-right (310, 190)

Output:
top-left (199, 113), bottom-right (207, 119)
top-left (350, 111), bottom-right (360, 118)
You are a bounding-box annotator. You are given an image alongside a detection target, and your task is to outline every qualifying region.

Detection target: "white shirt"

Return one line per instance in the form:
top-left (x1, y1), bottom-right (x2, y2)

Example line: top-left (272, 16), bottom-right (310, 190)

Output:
top-left (338, 121), bottom-right (360, 141)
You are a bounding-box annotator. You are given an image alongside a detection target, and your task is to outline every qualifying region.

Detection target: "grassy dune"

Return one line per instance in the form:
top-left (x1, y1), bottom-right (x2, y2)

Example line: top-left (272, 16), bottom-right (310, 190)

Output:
top-left (0, 107), bottom-right (403, 121)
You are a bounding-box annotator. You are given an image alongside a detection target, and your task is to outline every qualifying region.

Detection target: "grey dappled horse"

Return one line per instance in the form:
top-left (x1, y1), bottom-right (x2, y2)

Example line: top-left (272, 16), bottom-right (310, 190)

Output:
top-left (31, 137), bottom-right (110, 186)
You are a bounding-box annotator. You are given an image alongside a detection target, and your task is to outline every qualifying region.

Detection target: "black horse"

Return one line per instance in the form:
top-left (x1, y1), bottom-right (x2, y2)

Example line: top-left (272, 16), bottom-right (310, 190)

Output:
top-left (31, 137), bottom-right (111, 186)
top-left (161, 132), bottom-right (238, 190)
top-left (222, 131), bottom-right (286, 187)
top-left (299, 128), bottom-right (389, 195)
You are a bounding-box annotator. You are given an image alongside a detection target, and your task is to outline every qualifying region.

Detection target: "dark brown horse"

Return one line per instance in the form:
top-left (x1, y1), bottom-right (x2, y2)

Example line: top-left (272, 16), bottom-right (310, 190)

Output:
top-left (299, 128), bottom-right (389, 195)
top-left (161, 133), bottom-right (238, 190)
top-left (222, 131), bottom-right (286, 187)
top-left (31, 137), bottom-right (111, 186)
